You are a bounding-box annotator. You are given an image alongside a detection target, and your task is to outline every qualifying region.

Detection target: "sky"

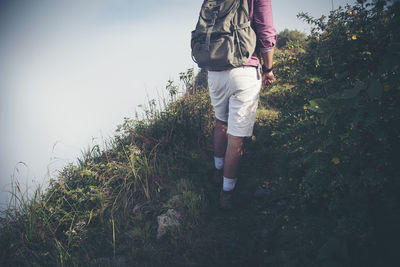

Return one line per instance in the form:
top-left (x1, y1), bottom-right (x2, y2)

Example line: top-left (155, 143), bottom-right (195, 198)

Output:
top-left (0, 0), bottom-right (356, 210)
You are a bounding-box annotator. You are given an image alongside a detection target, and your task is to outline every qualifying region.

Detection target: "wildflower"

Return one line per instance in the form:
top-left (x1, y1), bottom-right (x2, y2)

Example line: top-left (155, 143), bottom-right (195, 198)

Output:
top-left (251, 135), bottom-right (256, 141)
top-left (352, 35), bottom-right (357, 40)
top-left (361, 51), bottom-right (372, 55)
top-left (383, 83), bottom-right (390, 91)
top-left (349, 11), bottom-right (353, 15)
top-left (303, 105), bottom-right (308, 110)
top-left (323, 30), bottom-right (329, 35)
top-left (332, 157), bottom-right (340, 164)
top-left (347, 37), bottom-right (352, 41)
top-left (316, 36), bottom-right (320, 41)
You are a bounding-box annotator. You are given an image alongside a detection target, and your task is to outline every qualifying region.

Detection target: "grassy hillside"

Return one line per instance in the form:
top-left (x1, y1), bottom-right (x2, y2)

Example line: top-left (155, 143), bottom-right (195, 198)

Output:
top-left (1, 1), bottom-right (399, 266)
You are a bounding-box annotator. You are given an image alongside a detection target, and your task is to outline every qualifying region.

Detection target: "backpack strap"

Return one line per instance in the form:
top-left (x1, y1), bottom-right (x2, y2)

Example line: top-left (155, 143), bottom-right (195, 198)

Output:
top-left (205, 11), bottom-right (218, 51)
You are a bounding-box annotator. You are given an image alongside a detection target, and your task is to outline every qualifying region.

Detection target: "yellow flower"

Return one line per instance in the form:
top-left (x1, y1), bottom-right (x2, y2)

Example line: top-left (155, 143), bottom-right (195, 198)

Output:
top-left (349, 11), bottom-right (353, 15)
top-left (383, 83), bottom-right (390, 91)
top-left (353, 10), bottom-right (358, 15)
top-left (303, 105), bottom-right (308, 110)
top-left (352, 35), bottom-right (357, 40)
top-left (347, 37), bottom-right (351, 41)
top-left (332, 157), bottom-right (340, 165)
top-left (251, 135), bottom-right (256, 141)
top-left (316, 36), bottom-right (320, 41)
top-left (361, 51), bottom-right (372, 55)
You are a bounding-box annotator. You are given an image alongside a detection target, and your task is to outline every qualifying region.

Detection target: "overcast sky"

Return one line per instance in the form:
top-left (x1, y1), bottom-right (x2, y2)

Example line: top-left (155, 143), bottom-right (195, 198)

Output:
top-left (0, 0), bottom-right (356, 210)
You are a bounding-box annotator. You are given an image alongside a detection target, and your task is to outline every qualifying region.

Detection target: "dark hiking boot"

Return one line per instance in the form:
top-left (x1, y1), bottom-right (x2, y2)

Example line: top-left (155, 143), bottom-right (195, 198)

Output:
top-left (219, 189), bottom-right (235, 210)
top-left (214, 168), bottom-right (223, 186)
top-left (219, 188), bottom-right (252, 210)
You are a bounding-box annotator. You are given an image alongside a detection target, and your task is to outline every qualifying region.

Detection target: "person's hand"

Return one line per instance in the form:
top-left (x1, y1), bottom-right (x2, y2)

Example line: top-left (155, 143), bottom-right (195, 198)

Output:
top-left (262, 71), bottom-right (275, 87)
top-left (262, 71), bottom-right (275, 88)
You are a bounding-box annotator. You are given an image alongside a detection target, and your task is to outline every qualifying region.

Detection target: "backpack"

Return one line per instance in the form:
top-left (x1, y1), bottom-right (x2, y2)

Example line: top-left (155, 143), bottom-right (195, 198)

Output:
top-left (191, 0), bottom-right (257, 70)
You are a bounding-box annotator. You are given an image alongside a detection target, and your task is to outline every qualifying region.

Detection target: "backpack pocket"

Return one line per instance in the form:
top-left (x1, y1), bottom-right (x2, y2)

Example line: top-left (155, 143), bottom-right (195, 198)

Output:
top-left (191, 34), bottom-right (234, 69)
top-left (232, 26), bottom-right (257, 66)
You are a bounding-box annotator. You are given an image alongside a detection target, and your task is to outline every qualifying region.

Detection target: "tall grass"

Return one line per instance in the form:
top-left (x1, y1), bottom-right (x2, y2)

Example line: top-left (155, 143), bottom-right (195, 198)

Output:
top-left (0, 68), bottom-right (212, 266)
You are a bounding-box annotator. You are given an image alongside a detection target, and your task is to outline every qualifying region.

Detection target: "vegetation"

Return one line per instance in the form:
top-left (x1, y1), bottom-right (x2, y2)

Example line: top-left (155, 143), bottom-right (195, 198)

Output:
top-left (276, 29), bottom-right (307, 49)
top-left (1, 0), bottom-right (399, 266)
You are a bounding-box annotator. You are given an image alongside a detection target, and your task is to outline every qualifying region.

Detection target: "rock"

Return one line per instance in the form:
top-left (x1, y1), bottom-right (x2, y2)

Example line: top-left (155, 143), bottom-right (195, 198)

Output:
top-left (168, 194), bottom-right (182, 204)
top-left (90, 256), bottom-right (128, 266)
top-left (156, 209), bottom-right (181, 239)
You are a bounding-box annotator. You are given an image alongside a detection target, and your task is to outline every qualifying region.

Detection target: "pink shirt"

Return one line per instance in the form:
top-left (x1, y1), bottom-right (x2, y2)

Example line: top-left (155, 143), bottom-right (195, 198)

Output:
top-left (246, 0), bottom-right (277, 67)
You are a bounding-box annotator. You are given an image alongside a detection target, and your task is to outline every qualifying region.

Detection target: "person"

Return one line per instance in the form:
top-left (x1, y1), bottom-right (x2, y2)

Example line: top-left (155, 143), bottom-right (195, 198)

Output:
top-left (207, 0), bottom-right (277, 209)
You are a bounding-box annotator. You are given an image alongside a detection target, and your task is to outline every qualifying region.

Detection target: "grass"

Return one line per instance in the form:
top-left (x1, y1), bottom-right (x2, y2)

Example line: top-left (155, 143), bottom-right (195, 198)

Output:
top-left (0, 69), bottom-right (300, 266)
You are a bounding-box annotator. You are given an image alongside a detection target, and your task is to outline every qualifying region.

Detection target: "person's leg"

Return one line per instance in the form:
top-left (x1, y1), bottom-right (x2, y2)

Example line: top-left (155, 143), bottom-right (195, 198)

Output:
top-left (221, 66), bottom-right (261, 196)
top-left (223, 134), bottom-right (244, 179)
top-left (219, 134), bottom-right (244, 208)
top-left (208, 70), bottom-right (229, 173)
top-left (212, 119), bottom-right (227, 185)
top-left (213, 119), bottom-right (228, 158)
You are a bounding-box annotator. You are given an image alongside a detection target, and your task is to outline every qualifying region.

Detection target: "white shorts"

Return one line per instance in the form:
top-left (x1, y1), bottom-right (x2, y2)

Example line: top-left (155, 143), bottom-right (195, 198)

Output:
top-left (208, 66), bottom-right (262, 137)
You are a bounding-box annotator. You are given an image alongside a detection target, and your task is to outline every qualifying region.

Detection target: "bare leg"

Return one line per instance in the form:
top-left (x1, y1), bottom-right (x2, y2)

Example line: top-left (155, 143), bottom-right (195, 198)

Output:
top-left (213, 119), bottom-right (228, 158)
top-left (223, 134), bottom-right (244, 179)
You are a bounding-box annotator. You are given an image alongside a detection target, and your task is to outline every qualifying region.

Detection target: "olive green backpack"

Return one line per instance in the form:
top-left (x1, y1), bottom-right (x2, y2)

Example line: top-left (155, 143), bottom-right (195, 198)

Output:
top-left (191, 0), bottom-right (257, 70)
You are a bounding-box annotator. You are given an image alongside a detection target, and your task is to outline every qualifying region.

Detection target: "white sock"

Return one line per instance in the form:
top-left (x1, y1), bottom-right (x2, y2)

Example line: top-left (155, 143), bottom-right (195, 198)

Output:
top-left (214, 156), bottom-right (224, 170)
top-left (223, 176), bottom-right (237, 191)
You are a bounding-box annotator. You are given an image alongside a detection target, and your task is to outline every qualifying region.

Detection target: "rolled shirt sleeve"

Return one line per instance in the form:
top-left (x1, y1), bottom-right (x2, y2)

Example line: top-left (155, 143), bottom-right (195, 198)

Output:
top-left (253, 0), bottom-right (277, 53)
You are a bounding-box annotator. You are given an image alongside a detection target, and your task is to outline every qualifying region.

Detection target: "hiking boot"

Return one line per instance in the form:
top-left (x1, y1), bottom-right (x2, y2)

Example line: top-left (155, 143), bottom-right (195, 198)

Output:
top-left (219, 189), bottom-right (235, 210)
top-left (214, 168), bottom-right (223, 186)
top-left (219, 188), bottom-right (252, 210)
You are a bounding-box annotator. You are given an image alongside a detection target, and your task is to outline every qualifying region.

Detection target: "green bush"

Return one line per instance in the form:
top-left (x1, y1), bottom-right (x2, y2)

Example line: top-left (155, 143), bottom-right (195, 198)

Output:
top-left (267, 0), bottom-right (400, 265)
top-left (276, 28), bottom-right (307, 49)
